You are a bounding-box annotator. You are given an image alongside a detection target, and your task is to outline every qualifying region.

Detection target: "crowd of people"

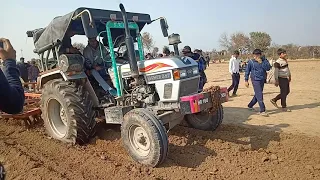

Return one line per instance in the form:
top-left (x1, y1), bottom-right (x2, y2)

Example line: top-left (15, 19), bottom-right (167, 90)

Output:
top-left (228, 48), bottom-right (291, 117)
top-left (16, 57), bottom-right (40, 83)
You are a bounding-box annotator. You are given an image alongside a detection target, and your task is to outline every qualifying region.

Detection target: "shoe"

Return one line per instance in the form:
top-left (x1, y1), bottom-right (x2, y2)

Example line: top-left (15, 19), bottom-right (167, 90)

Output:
top-left (232, 94), bottom-right (237, 97)
top-left (248, 107), bottom-right (256, 112)
top-left (282, 108), bottom-right (291, 112)
top-left (258, 112), bottom-right (269, 117)
top-left (270, 99), bottom-right (279, 108)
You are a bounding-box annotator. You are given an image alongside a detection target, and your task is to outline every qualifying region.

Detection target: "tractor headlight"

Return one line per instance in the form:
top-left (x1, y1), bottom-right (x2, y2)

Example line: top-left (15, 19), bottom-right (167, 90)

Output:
top-left (192, 66), bottom-right (199, 75)
top-left (173, 69), bottom-right (187, 80)
top-left (180, 69), bottom-right (187, 78)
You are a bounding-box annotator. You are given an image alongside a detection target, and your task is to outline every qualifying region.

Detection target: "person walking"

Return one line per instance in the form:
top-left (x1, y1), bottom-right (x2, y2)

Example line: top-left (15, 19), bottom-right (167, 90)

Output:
top-left (270, 48), bottom-right (291, 112)
top-left (228, 50), bottom-right (241, 96)
top-left (244, 49), bottom-right (271, 116)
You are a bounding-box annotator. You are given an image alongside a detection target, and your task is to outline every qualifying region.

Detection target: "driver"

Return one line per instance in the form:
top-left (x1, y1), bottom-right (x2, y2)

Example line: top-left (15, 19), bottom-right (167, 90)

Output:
top-left (83, 37), bottom-right (114, 88)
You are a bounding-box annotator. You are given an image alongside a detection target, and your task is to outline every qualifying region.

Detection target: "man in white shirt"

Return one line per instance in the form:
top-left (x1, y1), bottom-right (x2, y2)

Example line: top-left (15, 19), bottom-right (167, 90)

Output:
top-left (228, 50), bottom-right (241, 96)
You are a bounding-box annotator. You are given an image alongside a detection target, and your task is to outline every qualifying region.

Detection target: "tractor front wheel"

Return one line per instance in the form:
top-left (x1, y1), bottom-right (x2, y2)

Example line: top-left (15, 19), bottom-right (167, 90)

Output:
top-left (121, 108), bottom-right (168, 167)
top-left (41, 79), bottom-right (96, 145)
top-left (185, 105), bottom-right (224, 131)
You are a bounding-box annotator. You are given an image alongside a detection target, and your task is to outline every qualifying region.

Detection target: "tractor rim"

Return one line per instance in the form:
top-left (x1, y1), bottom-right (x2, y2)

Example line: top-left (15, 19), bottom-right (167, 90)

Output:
top-left (47, 98), bottom-right (67, 138)
top-left (128, 125), bottom-right (151, 157)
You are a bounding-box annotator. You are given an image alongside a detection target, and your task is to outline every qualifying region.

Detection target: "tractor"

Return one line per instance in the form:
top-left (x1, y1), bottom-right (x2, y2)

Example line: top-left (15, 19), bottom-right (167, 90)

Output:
top-left (26, 3), bottom-right (228, 167)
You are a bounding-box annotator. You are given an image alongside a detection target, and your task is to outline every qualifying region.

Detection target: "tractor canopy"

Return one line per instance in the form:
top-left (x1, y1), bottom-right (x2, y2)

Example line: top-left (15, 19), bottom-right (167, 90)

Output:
top-left (27, 7), bottom-right (152, 53)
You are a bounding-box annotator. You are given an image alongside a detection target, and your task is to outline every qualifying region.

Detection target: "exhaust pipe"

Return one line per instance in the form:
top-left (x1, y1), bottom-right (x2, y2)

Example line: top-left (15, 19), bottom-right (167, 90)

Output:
top-left (119, 3), bottom-right (139, 83)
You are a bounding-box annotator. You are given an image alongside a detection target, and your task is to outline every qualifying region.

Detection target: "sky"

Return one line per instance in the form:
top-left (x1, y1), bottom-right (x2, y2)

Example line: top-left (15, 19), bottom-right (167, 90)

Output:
top-left (1, 0), bottom-right (320, 60)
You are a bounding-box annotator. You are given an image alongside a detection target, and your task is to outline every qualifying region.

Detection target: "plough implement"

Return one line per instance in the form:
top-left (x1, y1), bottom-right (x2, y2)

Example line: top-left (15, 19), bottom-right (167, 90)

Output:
top-left (0, 83), bottom-right (42, 127)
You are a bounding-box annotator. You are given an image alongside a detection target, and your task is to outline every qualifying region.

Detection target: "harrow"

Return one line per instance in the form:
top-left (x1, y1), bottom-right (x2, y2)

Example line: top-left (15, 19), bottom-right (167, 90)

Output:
top-left (0, 82), bottom-right (42, 127)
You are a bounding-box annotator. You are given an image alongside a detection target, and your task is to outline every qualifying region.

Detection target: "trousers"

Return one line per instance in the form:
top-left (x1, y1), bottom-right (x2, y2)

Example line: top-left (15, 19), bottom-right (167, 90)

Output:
top-left (228, 73), bottom-right (240, 95)
top-left (273, 77), bottom-right (290, 108)
top-left (248, 80), bottom-right (266, 112)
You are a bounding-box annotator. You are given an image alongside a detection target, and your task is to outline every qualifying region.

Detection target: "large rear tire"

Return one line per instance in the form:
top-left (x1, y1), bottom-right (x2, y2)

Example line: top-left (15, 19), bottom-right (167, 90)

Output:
top-left (185, 105), bottom-right (224, 131)
top-left (121, 108), bottom-right (168, 167)
top-left (41, 79), bottom-right (96, 145)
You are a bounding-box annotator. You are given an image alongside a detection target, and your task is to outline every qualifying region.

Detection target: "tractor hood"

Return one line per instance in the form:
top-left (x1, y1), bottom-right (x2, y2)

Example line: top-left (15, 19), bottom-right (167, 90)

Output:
top-left (120, 56), bottom-right (198, 76)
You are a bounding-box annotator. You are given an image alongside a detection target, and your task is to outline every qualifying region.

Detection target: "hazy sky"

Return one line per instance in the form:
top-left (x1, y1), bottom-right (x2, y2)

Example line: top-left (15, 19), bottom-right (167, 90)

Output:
top-left (1, 0), bottom-right (319, 60)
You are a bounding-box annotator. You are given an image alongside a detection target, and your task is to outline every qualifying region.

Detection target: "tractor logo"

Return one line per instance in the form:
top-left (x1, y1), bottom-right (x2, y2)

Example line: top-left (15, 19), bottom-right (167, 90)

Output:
top-left (139, 63), bottom-right (172, 73)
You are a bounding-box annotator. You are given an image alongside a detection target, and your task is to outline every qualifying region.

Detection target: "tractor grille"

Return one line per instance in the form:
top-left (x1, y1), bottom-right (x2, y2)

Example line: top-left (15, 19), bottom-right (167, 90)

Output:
top-left (179, 77), bottom-right (200, 97)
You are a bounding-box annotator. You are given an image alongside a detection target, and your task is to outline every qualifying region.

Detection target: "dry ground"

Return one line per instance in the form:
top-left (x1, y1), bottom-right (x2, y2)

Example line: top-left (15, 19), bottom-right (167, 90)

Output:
top-left (0, 60), bottom-right (320, 180)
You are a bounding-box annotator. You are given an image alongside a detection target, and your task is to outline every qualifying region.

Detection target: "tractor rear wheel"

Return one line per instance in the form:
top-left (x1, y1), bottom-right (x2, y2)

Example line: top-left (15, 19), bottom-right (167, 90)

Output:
top-left (185, 105), bottom-right (224, 131)
top-left (121, 108), bottom-right (168, 167)
top-left (41, 79), bottom-right (96, 144)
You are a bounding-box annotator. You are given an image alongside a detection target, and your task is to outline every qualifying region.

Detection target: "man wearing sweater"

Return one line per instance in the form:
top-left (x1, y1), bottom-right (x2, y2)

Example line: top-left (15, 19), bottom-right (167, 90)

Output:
top-left (244, 49), bottom-right (271, 116)
top-left (0, 38), bottom-right (25, 114)
top-left (228, 50), bottom-right (241, 96)
top-left (270, 48), bottom-right (291, 112)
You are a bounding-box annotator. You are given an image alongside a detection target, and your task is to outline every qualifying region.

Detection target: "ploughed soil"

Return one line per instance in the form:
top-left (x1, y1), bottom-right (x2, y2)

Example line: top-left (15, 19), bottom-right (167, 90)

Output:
top-left (1, 60), bottom-right (320, 180)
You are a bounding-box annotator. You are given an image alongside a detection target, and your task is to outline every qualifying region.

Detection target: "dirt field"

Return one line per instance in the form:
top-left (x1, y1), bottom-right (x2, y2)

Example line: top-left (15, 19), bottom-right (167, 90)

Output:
top-left (1, 60), bottom-right (320, 180)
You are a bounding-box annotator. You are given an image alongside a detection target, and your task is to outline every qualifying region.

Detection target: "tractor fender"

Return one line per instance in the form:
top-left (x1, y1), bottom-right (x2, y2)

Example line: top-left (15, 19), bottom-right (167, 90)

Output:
top-left (38, 69), bottom-right (87, 87)
top-left (38, 69), bottom-right (99, 107)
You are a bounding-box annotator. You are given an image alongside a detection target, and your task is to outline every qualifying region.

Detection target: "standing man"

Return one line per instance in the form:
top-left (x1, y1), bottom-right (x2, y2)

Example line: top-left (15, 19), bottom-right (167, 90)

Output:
top-left (194, 49), bottom-right (207, 70)
top-left (228, 50), bottom-right (241, 96)
top-left (270, 48), bottom-right (291, 112)
top-left (205, 54), bottom-right (210, 67)
top-left (17, 57), bottom-right (29, 82)
top-left (244, 49), bottom-right (271, 116)
top-left (182, 46), bottom-right (207, 92)
top-left (28, 60), bottom-right (40, 82)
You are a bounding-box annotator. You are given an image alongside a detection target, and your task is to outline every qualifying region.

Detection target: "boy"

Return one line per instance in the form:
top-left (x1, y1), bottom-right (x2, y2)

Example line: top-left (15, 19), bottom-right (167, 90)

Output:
top-left (244, 49), bottom-right (271, 116)
top-left (270, 48), bottom-right (291, 112)
top-left (228, 50), bottom-right (241, 96)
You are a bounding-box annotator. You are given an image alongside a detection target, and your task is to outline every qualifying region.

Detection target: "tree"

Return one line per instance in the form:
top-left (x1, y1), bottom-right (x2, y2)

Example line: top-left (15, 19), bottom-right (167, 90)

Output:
top-left (142, 32), bottom-right (154, 52)
top-left (73, 43), bottom-right (86, 54)
top-left (218, 32), bottom-right (231, 51)
top-left (230, 32), bottom-right (250, 52)
top-left (152, 47), bottom-right (159, 57)
top-left (163, 46), bottom-right (170, 52)
top-left (249, 32), bottom-right (272, 51)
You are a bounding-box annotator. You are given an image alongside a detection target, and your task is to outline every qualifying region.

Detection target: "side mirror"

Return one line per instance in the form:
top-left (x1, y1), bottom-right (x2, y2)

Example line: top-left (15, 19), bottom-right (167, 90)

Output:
top-left (160, 18), bottom-right (169, 37)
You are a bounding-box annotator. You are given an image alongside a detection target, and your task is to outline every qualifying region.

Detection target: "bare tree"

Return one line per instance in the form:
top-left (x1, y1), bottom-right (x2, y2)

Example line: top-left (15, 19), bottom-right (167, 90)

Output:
top-left (230, 32), bottom-right (250, 52)
top-left (219, 32), bottom-right (232, 51)
top-left (73, 43), bottom-right (86, 54)
top-left (142, 32), bottom-right (155, 53)
top-left (152, 47), bottom-right (159, 57)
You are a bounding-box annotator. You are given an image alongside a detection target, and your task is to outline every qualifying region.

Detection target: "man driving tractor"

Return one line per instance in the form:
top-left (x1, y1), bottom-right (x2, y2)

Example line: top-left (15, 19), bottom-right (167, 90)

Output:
top-left (83, 37), bottom-right (115, 89)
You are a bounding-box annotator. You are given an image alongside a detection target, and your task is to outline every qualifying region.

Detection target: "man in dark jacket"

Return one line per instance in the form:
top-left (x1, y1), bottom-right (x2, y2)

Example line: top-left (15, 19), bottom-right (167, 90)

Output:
top-left (182, 46), bottom-right (207, 92)
top-left (0, 38), bottom-right (25, 114)
top-left (244, 49), bottom-right (271, 116)
top-left (17, 57), bottom-right (29, 82)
